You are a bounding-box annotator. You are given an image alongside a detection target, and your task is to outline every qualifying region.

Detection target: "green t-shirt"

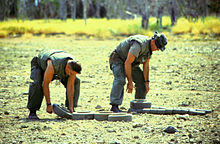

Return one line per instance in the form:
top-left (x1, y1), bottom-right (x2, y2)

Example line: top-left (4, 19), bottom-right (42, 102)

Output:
top-left (37, 50), bottom-right (76, 80)
top-left (115, 35), bottom-right (152, 66)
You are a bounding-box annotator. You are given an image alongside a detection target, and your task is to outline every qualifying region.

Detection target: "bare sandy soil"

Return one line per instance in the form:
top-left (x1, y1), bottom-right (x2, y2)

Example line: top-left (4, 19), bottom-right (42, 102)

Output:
top-left (0, 36), bottom-right (219, 144)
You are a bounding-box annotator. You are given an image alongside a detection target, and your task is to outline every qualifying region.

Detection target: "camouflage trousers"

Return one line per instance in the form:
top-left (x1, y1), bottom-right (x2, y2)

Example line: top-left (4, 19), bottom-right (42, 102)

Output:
top-left (27, 56), bottom-right (80, 111)
top-left (110, 62), bottom-right (146, 105)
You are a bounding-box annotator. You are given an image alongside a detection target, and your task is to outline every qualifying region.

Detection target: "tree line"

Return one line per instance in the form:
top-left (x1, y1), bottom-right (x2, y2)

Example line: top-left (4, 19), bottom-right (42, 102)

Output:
top-left (0, 0), bottom-right (219, 29)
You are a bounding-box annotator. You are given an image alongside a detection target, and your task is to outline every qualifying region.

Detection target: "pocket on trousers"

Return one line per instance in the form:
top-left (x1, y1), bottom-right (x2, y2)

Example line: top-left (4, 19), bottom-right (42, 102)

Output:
top-left (112, 64), bottom-right (125, 78)
top-left (30, 68), bottom-right (43, 82)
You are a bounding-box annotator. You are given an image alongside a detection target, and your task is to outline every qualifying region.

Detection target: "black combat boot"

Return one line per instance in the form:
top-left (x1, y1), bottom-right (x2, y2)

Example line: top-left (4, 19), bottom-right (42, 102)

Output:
top-left (116, 105), bottom-right (122, 112)
top-left (28, 110), bottom-right (39, 120)
top-left (110, 105), bottom-right (121, 113)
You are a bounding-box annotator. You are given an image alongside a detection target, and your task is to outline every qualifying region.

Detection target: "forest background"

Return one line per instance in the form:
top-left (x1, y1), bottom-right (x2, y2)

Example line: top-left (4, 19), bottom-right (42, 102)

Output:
top-left (0, 0), bottom-right (219, 39)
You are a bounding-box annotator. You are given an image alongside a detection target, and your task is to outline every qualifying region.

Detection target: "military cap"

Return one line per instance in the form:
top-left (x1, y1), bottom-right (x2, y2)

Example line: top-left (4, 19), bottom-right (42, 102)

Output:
top-left (153, 32), bottom-right (167, 51)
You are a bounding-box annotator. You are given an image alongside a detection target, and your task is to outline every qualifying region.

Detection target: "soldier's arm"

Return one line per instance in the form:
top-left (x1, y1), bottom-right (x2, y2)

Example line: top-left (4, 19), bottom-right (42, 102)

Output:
top-left (125, 52), bottom-right (135, 93)
top-left (66, 75), bottom-right (76, 113)
top-left (143, 59), bottom-right (150, 94)
top-left (125, 41), bottom-right (141, 83)
top-left (42, 59), bottom-right (54, 113)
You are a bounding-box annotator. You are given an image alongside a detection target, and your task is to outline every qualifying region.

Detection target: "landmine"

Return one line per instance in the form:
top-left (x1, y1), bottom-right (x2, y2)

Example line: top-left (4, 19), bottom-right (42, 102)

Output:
top-left (128, 99), bottom-right (151, 113)
top-left (53, 104), bottom-right (94, 120)
top-left (72, 112), bottom-right (94, 120)
top-left (94, 111), bottom-right (113, 121)
top-left (53, 104), bottom-right (73, 119)
top-left (53, 104), bottom-right (132, 121)
top-left (130, 99), bottom-right (152, 109)
top-left (108, 114), bottom-right (132, 122)
top-left (128, 99), bottom-right (212, 115)
top-left (53, 100), bottom-right (211, 121)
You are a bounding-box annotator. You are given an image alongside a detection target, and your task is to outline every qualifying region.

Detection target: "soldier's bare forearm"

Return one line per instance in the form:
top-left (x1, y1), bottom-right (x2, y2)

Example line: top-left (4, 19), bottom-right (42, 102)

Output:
top-left (125, 63), bottom-right (132, 84)
top-left (43, 84), bottom-right (50, 104)
top-left (143, 59), bottom-right (150, 82)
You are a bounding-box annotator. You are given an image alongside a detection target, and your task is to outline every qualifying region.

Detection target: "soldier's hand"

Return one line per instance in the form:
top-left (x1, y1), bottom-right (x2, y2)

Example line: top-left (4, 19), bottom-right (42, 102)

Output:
top-left (126, 83), bottom-right (135, 93)
top-left (46, 105), bottom-right (53, 114)
top-left (68, 106), bottom-right (75, 113)
top-left (145, 82), bottom-right (150, 94)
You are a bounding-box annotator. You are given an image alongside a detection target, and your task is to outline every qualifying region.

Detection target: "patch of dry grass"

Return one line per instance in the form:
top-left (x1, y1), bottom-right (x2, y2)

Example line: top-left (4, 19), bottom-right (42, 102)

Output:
top-left (172, 17), bottom-right (220, 35)
top-left (0, 17), bottom-right (219, 38)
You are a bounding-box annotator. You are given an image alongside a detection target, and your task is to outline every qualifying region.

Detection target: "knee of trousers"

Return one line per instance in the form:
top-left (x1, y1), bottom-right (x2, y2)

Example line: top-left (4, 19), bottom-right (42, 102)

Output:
top-left (114, 78), bottom-right (126, 86)
top-left (29, 82), bottom-right (43, 96)
top-left (29, 81), bottom-right (42, 90)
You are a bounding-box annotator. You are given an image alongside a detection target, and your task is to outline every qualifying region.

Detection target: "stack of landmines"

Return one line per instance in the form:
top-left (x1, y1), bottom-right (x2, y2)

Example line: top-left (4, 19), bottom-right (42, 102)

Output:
top-left (128, 99), bottom-right (212, 115)
top-left (53, 104), bottom-right (132, 121)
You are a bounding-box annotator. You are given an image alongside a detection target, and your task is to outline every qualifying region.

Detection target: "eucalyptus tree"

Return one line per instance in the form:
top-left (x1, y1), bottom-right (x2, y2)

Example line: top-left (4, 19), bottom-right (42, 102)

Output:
top-left (141, 0), bottom-right (149, 29)
top-left (59, 0), bottom-right (67, 20)
top-left (69, 0), bottom-right (77, 20)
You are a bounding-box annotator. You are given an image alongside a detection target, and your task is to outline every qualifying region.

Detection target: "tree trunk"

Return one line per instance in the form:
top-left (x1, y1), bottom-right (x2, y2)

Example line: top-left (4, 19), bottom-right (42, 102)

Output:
top-left (96, 0), bottom-right (100, 18)
top-left (142, 0), bottom-right (149, 29)
top-left (106, 0), bottom-right (115, 19)
top-left (26, 0), bottom-right (35, 20)
top-left (171, 0), bottom-right (176, 26)
top-left (105, 0), bottom-right (110, 19)
top-left (59, 0), bottom-right (67, 21)
top-left (159, 14), bottom-right (162, 28)
top-left (156, 1), bottom-right (163, 28)
top-left (202, 0), bottom-right (208, 22)
top-left (205, 0), bottom-right (208, 16)
top-left (117, 0), bottom-right (122, 19)
top-left (69, 0), bottom-right (76, 20)
top-left (18, 0), bottom-right (27, 21)
top-left (156, 0), bottom-right (159, 25)
top-left (44, 2), bottom-right (48, 20)
top-left (118, 0), bottom-right (127, 19)
top-left (47, 1), bottom-right (56, 18)
top-left (82, 0), bottom-right (87, 24)
top-left (0, 0), bottom-right (6, 21)
top-left (113, 0), bottom-right (117, 18)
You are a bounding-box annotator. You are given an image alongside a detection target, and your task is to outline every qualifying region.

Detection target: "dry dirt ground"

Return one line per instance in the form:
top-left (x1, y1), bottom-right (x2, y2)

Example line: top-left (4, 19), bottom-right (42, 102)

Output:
top-left (0, 35), bottom-right (219, 144)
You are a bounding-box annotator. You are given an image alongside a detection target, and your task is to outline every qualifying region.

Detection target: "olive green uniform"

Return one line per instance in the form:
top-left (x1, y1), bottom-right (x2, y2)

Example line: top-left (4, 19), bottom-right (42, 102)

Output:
top-left (27, 50), bottom-right (80, 111)
top-left (109, 35), bottom-right (152, 105)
